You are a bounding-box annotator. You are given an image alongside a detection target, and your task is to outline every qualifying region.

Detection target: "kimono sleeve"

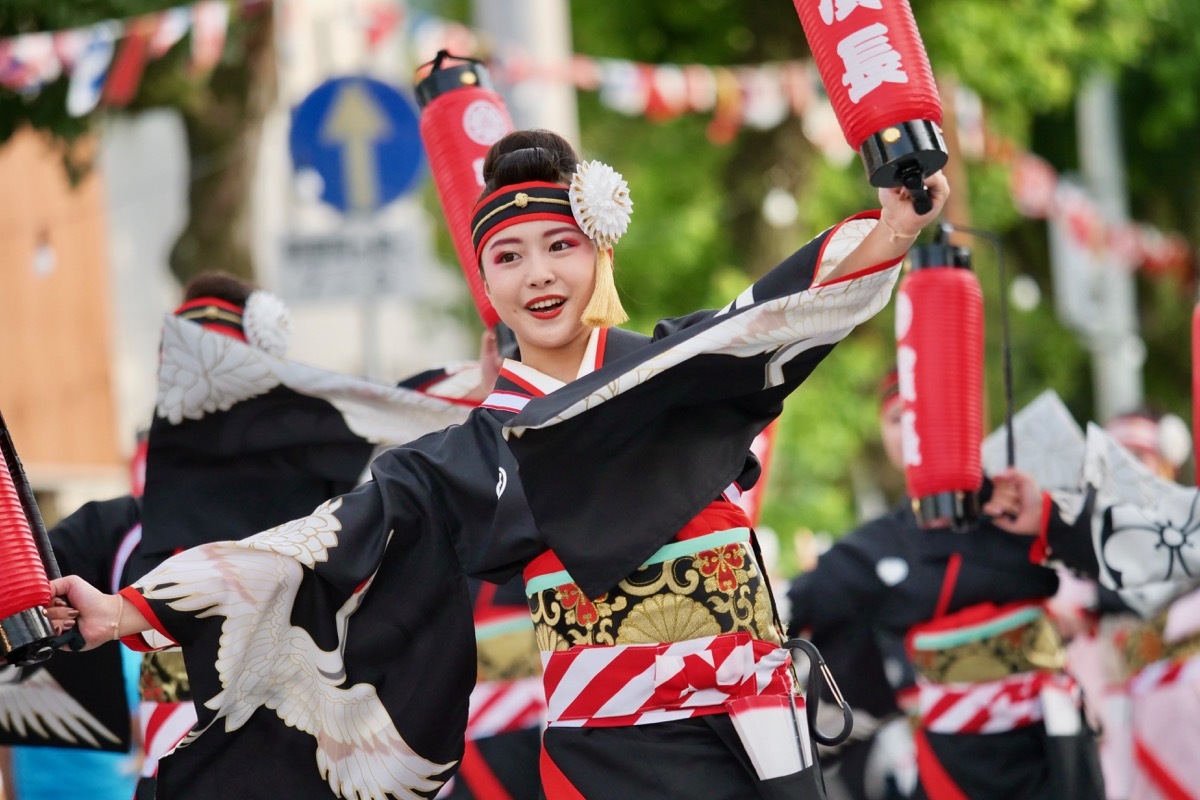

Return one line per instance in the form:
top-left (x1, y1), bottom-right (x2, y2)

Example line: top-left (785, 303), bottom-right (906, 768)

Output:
top-left (1038, 488), bottom-right (1102, 579)
top-left (507, 213), bottom-right (904, 598)
top-left (1038, 485), bottom-right (1200, 618)
top-left (650, 212), bottom-right (895, 341)
top-left (119, 446), bottom-right (481, 800)
top-left (1021, 421), bottom-right (1200, 618)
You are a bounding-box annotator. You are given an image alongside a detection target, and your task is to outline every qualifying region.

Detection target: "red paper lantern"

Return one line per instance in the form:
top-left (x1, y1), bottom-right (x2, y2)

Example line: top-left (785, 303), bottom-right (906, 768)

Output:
top-left (0, 424), bottom-right (56, 665)
top-left (416, 52), bottom-right (515, 328)
top-left (793, 0), bottom-right (947, 212)
top-left (895, 242), bottom-right (984, 529)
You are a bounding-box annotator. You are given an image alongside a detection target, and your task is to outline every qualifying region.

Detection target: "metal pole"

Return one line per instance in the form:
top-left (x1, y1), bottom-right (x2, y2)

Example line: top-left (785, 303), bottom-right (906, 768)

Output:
top-left (1076, 73), bottom-right (1144, 421)
top-left (473, 0), bottom-right (580, 143)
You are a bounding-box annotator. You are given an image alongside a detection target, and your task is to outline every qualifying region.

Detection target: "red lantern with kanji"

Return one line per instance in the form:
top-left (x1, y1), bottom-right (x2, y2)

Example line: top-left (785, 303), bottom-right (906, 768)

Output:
top-left (793, 0), bottom-right (947, 212)
top-left (895, 242), bottom-right (984, 529)
top-left (416, 52), bottom-right (515, 328)
top-left (0, 412), bottom-right (59, 666)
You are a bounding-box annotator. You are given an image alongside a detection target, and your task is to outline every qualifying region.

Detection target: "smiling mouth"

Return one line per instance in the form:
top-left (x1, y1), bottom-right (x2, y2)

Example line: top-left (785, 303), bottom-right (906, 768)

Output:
top-left (526, 297), bottom-right (566, 314)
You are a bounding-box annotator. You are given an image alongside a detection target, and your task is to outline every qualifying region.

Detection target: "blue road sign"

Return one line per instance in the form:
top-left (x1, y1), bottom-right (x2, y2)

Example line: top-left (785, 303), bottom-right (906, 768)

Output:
top-left (289, 76), bottom-right (425, 214)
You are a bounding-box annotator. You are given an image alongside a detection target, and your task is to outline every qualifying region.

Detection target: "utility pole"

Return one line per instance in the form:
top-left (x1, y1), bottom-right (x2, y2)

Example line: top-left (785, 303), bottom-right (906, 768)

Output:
top-left (1076, 73), bottom-right (1144, 421)
top-left (473, 0), bottom-right (579, 143)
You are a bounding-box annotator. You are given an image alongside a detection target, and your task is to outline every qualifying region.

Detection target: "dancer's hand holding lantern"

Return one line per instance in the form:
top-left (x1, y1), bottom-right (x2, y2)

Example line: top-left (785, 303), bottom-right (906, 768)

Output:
top-left (793, 0), bottom-right (947, 214)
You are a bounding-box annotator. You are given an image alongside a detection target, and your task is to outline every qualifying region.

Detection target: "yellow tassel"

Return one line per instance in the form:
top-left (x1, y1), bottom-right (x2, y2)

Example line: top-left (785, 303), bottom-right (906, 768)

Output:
top-left (580, 247), bottom-right (628, 328)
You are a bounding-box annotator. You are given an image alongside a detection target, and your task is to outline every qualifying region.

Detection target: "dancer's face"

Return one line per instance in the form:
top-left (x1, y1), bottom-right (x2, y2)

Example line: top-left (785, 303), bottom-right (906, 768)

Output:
top-left (481, 218), bottom-right (597, 375)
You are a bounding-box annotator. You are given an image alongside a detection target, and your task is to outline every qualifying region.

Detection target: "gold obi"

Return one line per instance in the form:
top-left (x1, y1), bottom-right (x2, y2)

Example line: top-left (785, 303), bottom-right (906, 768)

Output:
top-left (526, 527), bottom-right (782, 652)
top-left (909, 604), bottom-right (1067, 684)
top-left (475, 614), bottom-right (543, 682)
top-left (1121, 611), bottom-right (1200, 675)
top-left (139, 649), bottom-right (191, 703)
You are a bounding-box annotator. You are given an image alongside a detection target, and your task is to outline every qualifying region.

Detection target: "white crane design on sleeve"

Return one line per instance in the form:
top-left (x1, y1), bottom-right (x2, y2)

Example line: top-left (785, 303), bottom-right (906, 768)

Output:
top-left (0, 663), bottom-right (123, 747)
top-left (136, 497), bottom-right (454, 800)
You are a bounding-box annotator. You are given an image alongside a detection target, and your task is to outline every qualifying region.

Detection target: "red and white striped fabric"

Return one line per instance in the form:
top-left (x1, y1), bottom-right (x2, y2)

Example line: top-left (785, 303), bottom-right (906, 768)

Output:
top-left (465, 676), bottom-right (546, 740)
top-left (918, 671), bottom-right (1078, 734)
top-left (1128, 653), bottom-right (1200, 697)
top-left (1127, 654), bottom-right (1200, 800)
top-left (139, 699), bottom-right (198, 778)
top-left (541, 632), bottom-right (792, 728)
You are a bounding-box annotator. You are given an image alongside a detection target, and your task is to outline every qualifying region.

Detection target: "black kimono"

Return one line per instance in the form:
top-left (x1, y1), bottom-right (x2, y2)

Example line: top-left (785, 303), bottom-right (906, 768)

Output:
top-left (0, 496), bottom-right (142, 754)
top-left (788, 501), bottom-right (1104, 800)
top-left (439, 576), bottom-right (544, 800)
top-left (117, 214), bottom-right (904, 799)
top-left (1, 314), bottom-right (474, 798)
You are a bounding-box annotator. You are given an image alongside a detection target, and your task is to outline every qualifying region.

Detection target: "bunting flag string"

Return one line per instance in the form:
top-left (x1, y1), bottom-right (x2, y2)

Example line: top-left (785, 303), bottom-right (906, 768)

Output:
top-left (0, 5), bottom-right (1190, 279)
top-left (416, 13), bottom-right (1193, 280)
top-left (1006, 148), bottom-right (1191, 278)
top-left (0, 0), bottom-right (261, 117)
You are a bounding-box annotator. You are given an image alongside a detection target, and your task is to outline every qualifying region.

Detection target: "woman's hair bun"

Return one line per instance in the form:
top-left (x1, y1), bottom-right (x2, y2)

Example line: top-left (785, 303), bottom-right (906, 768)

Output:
top-left (481, 130), bottom-right (578, 196)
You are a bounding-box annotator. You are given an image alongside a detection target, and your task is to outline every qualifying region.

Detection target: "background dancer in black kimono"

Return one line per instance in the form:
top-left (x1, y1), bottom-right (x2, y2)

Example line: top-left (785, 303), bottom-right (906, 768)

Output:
top-left (788, 370), bottom-right (924, 800)
top-left (44, 128), bottom-right (949, 800)
top-left (787, 366), bottom-right (1106, 800)
top-left (1, 446), bottom-right (145, 800)
top-left (130, 271), bottom-right (478, 798)
top-left (1, 270), bottom-right (475, 799)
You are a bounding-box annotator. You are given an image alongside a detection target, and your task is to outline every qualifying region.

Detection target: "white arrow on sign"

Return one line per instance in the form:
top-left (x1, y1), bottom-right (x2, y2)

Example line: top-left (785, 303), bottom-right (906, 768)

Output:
top-left (319, 81), bottom-right (392, 213)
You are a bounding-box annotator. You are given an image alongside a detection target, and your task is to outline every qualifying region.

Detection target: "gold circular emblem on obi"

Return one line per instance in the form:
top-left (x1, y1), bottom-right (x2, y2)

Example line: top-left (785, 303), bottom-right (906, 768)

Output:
top-left (514, 192), bottom-right (530, 207)
top-left (461, 72), bottom-right (478, 86)
top-left (204, 306), bottom-right (219, 319)
top-left (882, 127), bottom-right (902, 144)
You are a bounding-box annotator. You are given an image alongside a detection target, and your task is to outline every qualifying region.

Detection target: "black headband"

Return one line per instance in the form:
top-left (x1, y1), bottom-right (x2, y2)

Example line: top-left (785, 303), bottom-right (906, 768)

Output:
top-left (470, 181), bottom-right (576, 261)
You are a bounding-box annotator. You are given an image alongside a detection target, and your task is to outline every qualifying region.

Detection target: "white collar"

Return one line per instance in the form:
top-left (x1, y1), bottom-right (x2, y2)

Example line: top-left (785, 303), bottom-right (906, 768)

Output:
top-left (499, 327), bottom-right (605, 394)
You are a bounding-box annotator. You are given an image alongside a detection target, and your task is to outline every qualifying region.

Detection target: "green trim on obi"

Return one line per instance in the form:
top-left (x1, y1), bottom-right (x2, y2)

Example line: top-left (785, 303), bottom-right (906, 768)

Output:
top-left (475, 615), bottom-right (535, 642)
top-left (524, 527), bottom-right (751, 597)
top-left (911, 606), bottom-right (1045, 651)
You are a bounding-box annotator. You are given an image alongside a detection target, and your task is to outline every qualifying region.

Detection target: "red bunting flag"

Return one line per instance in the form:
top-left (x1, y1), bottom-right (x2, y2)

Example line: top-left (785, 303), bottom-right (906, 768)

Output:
top-left (103, 15), bottom-right (157, 107)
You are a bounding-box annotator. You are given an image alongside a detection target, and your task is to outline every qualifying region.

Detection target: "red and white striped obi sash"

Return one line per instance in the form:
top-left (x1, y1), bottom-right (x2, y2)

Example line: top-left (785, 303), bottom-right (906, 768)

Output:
top-left (917, 670), bottom-right (1079, 735)
top-left (909, 601), bottom-right (1077, 735)
top-left (541, 631), bottom-right (792, 728)
top-left (465, 677), bottom-right (546, 740)
top-left (139, 700), bottom-right (198, 778)
top-left (466, 598), bottom-right (547, 739)
top-left (1128, 652), bottom-right (1200, 697)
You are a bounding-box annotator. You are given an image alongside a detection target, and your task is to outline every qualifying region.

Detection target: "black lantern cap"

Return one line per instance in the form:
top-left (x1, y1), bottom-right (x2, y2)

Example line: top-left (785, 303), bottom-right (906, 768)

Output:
top-left (912, 490), bottom-right (981, 533)
top-left (860, 119), bottom-right (948, 215)
top-left (908, 224), bottom-right (971, 271)
top-left (415, 50), bottom-right (494, 109)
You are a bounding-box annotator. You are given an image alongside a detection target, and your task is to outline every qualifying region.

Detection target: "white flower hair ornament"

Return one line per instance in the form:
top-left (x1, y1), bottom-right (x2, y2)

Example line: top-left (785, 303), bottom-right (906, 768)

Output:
top-left (570, 160), bottom-right (633, 246)
top-left (242, 290), bottom-right (293, 358)
top-left (570, 160), bottom-right (632, 328)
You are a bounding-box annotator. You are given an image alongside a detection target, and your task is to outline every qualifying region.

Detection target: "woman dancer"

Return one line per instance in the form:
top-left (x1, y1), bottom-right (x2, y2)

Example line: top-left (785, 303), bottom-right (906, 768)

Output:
top-left (48, 129), bottom-right (947, 799)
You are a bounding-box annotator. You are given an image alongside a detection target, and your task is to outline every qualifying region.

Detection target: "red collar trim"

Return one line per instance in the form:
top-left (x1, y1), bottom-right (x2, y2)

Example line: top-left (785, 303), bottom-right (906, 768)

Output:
top-left (498, 368), bottom-right (546, 398)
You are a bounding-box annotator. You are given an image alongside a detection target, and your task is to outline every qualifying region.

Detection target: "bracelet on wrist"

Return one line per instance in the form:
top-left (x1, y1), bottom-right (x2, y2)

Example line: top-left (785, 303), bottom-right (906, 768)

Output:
top-left (111, 596), bottom-right (124, 642)
top-left (879, 217), bottom-right (920, 244)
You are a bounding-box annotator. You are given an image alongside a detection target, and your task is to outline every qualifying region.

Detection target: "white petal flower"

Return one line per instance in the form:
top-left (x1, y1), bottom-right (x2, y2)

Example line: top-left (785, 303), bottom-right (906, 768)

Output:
top-left (569, 160), bottom-right (633, 246)
top-left (243, 290), bottom-right (292, 357)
